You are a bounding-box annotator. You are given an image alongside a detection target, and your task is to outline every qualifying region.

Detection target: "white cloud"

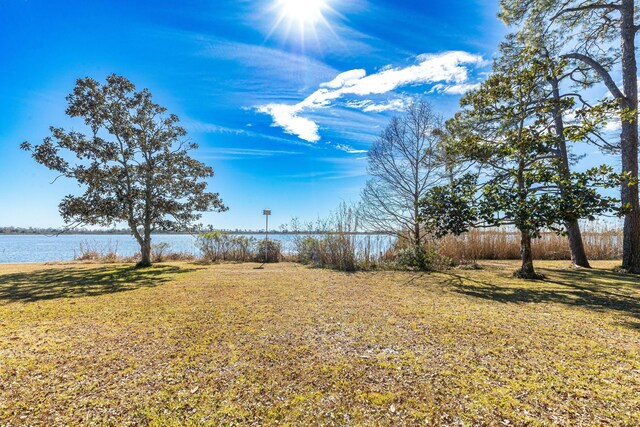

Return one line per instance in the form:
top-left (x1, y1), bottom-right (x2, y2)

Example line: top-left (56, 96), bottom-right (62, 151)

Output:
top-left (431, 82), bottom-right (481, 95)
top-left (214, 148), bottom-right (301, 157)
top-left (334, 143), bottom-right (368, 154)
top-left (184, 120), bottom-right (246, 135)
top-left (351, 98), bottom-right (410, 113)
top-left (257, 104), bottom-right (321, 143)
top-left (184, 118), bottom-right (315, 146)
top-left (321, 69), bottom-right (367, 89)
top-left (327, 142), bottom-right (367, 154)
top-left (257, 51), bottom-right (485, 142)
top-left (603, 118), bottom-right (622, 133)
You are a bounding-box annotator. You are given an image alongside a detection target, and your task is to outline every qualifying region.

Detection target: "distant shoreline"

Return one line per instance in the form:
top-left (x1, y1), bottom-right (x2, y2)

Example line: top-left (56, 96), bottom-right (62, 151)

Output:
top-left (0, 230), bottom-right (393, 236)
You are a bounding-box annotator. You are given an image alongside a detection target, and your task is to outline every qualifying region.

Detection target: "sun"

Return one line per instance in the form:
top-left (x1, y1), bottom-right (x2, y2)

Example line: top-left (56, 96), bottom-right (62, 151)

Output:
top-left (276, 0), bottom-right (328, 24)
top-left (267, 0), bottom-right (337, 46)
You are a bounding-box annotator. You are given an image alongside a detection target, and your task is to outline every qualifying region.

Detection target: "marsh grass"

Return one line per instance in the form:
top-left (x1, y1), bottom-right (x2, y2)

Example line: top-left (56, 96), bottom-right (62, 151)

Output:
top-left (74, 240), bottom-right (120, 262)
top-left (0, 260), bottom-right (638, 425)
top-left (73, 240), bottom-right (197, 264)
top-left (435, 223), bottom-right (622, 263)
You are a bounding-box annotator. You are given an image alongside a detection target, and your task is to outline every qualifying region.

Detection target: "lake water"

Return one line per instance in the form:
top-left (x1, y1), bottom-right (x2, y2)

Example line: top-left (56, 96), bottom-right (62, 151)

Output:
top-left (0, 234), bottom-right (395, 263)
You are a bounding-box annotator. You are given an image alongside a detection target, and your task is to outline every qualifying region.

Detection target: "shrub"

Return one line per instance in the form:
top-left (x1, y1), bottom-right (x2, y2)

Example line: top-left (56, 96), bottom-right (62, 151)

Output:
top-left (287, 204), bottom-right (361, 271)
top-left (394, 241), bottom-right (453, 271)
top-left (321, 234), bottom-right (358, 272)
top-left (74, 240), bottom-right (119, 263)
top-left (162, 251), bottom-right (197, 262)
top-left (152, 242), bottom-right (171, 262)
top-left (297, 236), bottom-right (323, 266)
top-left (256, 239), bottom-right (281, 263)
top-left (197, 231), bottom-right (257, 262)
top-left (286, 204), bottom-right (398, 271)
top-left (197, 231), bottom-right (225, 262)
top-left (396, 246), bottom-right (427, 270)
top-left (228, 235), bottom-right (255, 262)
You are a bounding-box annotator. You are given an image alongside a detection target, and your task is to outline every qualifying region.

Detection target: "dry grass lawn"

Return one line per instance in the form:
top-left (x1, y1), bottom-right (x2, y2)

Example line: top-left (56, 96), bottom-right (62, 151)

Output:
top-left (0, 261), bottom-right (639, 426)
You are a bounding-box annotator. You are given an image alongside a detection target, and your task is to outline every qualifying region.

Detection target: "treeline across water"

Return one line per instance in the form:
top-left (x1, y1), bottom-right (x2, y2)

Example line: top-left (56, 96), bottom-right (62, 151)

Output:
top-left (0, 226), bottom-right (389, 236)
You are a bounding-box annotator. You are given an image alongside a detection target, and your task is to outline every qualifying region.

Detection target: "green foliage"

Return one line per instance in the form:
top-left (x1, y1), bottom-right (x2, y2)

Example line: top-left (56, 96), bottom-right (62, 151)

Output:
top-left (420, 173), bottom-right (479, 238)
top-left (564, 98), bottom-right (621, 150)
top-left (422, 150), bottom-right (621, 242)
top-left (151, 242), bottom-right (171, 263)
top-left (498, 0), bottom-right (640, 272)
top-left (296, 236), bottom-right (323, 266)
top-left (387, 237), bottom-right (453, 271)
top-left (21, 74), bottom-right (227, 266)
top-left (428, 48), bottom-right (620, 236)
top-left (419, 46), bottom-right (621, 277)
top-left (197, 231), bottom-right (256, 262)
top-left (256, 239), bottom-right (281, 263)
top-left (395, 245), bottom-right (445, 271)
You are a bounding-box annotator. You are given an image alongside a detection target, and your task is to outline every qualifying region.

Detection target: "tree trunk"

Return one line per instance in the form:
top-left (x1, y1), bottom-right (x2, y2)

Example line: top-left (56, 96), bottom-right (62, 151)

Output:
top-left (515, 230), bottom-right (541, 279)
top-left (566, 220), bottom-right (591, 268)
top-left (620, 0), bottom-right (640, 273)
top-left (128, 222), bottom-right (151, 268)
top-left (138, 237), bottom-right (152, 268)
top-left (138, 220), bottom-right (153, 268)
top-left (549, 74), bottom-right (591, 268)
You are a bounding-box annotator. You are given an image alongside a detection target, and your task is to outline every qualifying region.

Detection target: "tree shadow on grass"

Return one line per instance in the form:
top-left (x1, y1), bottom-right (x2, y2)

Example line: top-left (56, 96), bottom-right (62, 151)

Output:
top-left (0, 265), bottom-right (199, 303)
top-left (439, 267), bottom-right (640, 329)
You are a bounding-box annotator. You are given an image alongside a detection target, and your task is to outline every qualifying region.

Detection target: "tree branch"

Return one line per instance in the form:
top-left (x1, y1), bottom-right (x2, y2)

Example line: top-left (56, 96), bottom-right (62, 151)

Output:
top-left (552, 3), bottom-right (620, 21)
top-left (562, 53), bottom-right (624, 99)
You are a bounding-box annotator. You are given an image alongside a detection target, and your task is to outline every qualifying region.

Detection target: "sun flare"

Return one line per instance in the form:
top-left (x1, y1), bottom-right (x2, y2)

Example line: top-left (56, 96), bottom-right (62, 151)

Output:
top-left (268, 0), bottom-right (336, 45)
top-left (276, 0), bottom-right (328, 24)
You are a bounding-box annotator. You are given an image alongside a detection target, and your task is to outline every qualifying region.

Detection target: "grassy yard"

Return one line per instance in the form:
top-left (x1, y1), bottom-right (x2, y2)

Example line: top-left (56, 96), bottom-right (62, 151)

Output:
top-left (0, 261), bottom-right (639, 426)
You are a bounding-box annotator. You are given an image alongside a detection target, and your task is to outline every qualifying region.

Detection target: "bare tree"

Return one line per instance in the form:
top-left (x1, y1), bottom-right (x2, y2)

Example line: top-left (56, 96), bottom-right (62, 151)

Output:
top-left (361, 102), bottom-right (444, 253)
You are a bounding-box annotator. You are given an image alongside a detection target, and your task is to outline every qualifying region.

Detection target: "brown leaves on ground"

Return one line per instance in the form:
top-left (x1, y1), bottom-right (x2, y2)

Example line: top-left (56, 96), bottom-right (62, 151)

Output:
top-left (0, 261), bottom-right (638, 426)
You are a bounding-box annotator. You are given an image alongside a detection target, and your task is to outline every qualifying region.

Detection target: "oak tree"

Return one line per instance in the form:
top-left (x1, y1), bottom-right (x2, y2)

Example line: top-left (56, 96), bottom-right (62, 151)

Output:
top-left (21, 74), bottom-right (227, 267)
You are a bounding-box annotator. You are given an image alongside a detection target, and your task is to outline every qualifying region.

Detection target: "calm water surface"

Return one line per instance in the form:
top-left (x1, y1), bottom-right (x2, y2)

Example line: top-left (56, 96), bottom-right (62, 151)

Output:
top-left (0, 234), bottom-right (198, 263)
top-left (0, 234), bottom-right (394, 263)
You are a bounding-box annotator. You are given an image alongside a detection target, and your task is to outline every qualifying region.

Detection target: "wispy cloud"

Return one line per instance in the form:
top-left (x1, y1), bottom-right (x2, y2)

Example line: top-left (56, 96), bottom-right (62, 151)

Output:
top-left (184, 120), bottom-right (247, 135)
top-left (257, 51), bottom-right (485, 142)
top-left (348, 98), bottom-right (411, 113)
top-left (150, 28), bottom-right (340, 102)
top-left (431, 82), bottom-right (481, 95)
top-left (318, 156), bottom-right (368, 180)
top-left (201, 147), bottom-right (302, 161)
top-left (214, 148), bottom-right (301, 157)
top-left (184, 118), bottom-right (316, 147)
top-left (279, 156), bottom-right (368, 180)
top-left (332, 143), bottom-right (368, 154)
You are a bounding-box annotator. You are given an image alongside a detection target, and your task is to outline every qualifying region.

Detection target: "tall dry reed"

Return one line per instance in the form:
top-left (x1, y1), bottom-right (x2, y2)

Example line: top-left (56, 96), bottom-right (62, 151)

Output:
top-left (433, 223), bottom-right (622, 262)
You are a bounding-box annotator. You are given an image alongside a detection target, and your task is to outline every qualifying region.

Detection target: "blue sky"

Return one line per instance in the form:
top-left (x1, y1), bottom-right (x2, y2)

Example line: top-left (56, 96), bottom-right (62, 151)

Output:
top-left (0, 0), bottom-right (508, 230)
